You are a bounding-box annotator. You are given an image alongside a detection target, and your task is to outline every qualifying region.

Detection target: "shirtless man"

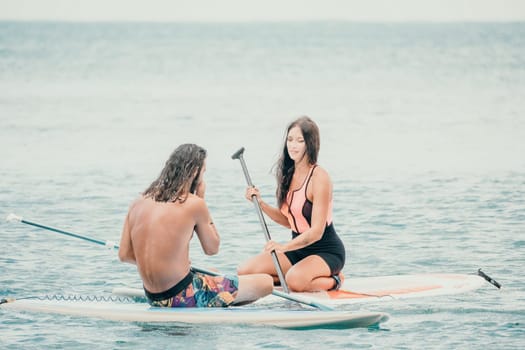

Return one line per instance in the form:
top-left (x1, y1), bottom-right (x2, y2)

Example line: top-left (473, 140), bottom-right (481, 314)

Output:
top-left (119, 144), bottom-right (273, 307)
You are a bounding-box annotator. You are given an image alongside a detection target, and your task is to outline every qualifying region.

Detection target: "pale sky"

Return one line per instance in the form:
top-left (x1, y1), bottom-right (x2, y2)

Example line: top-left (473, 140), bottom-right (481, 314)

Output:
top-left (1, 0), bottom-right (524, 22)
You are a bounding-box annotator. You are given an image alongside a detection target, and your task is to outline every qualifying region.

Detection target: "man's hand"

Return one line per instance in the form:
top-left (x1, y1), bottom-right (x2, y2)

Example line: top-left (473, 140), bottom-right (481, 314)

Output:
top-left (195, 180), bottom-right (206, 198)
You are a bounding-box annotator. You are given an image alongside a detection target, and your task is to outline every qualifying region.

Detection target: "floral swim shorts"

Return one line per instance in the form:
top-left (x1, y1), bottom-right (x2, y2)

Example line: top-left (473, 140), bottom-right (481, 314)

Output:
top-left (145, 270), bottom-right (239, 308)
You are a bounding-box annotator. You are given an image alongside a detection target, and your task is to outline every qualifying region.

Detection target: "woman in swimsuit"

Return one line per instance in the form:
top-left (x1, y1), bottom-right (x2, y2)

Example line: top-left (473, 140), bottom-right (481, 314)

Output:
top-left (237, 116), bottom-right (346, 292)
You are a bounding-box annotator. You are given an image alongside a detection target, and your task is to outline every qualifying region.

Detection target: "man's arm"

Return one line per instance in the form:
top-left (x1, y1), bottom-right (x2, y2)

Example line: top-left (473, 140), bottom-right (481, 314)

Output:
top-left (118, 211), bottom-right (136, 264)
top-left (193, 183), bottom-right (220, 255)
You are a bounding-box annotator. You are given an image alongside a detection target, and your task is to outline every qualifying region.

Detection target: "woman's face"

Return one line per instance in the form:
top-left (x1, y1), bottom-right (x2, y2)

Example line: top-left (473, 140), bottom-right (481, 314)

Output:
top-left (286, 126), bottom-right (307, 162)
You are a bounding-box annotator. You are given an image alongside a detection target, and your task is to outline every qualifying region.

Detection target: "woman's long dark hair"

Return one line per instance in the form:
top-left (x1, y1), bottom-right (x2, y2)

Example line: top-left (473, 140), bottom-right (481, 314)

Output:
top-left (275, 116), bottom-right (320, 207)
top-left (143, 144), bottom-right (207, 203)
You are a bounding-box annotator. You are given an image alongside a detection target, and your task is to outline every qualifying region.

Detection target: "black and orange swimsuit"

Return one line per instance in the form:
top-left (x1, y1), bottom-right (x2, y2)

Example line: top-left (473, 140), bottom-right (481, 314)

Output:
top-left (280, 165), bottom-right (346, 274)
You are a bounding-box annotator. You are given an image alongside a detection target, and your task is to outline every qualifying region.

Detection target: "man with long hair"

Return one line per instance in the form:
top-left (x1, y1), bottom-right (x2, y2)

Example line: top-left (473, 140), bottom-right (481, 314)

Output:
top-left (119, 144), bottom-right (273, 307)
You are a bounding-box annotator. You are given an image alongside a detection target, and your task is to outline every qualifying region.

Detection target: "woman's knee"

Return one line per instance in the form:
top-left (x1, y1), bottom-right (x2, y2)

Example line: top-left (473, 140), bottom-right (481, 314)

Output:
top-left (285, 270), bottom-right (309, 292)
top-left (259, 274), bottom-right (274, 295)
top-left (236, 263), bottom-right (250, 275)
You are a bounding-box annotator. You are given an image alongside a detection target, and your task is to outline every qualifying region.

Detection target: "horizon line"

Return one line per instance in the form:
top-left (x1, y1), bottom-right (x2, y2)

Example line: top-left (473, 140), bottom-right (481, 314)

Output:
top-left (1, 18), bottom-right (524, 24)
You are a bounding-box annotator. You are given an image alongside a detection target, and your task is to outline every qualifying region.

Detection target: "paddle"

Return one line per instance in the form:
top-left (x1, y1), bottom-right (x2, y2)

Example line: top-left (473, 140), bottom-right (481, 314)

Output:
top-left (231, 147), bottom-right (290, 294)
top-left (6, 213), bottom-right (334, 311)
top-left (6, 214), bottom-right (119, 249)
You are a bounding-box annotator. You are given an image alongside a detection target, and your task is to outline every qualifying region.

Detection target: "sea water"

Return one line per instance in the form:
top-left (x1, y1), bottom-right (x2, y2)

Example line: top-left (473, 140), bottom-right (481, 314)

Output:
top-left (0, 21), bottom-right (524, 349)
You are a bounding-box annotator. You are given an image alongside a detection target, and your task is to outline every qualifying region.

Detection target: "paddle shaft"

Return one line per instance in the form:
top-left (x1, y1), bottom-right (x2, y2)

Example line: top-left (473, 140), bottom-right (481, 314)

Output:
top-left (231, 147), bottom-right (290, 294)
top-left (7, 215), bottom-right (118, 249)
top-left (7, 214), bottom-right (333, 311)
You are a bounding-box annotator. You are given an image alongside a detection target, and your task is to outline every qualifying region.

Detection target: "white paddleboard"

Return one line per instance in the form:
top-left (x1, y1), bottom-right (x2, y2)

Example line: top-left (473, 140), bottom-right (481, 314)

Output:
top-left (260, 273), bottom-right (488, 306)
top-left (0, 298), bottom-right (388, 329)
top-left (114, 273), bottom-right (488, 306)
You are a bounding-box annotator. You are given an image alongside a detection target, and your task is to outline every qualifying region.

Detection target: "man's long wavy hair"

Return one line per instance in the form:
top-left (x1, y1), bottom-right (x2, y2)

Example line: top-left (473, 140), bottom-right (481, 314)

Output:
top-left (275, 116), bottom-right (320, 208)
top-left (143, 144), bottom-right (207, 203)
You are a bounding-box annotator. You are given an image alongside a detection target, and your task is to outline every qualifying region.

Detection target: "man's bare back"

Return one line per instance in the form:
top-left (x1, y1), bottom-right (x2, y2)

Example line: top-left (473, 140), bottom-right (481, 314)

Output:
top-left (118, 144), bottom-right (272, 307)
top-left (119, 188), bottom-right (219, 293)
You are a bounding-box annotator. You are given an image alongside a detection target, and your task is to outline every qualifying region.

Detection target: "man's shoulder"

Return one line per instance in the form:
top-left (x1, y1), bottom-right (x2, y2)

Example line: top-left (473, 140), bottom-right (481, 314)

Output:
top-left (129, 194), bottom-right (206, 211)
top-left (185, 193), bottom-right (207, 208)
top-left (129, 196), bottom-right (145, 209)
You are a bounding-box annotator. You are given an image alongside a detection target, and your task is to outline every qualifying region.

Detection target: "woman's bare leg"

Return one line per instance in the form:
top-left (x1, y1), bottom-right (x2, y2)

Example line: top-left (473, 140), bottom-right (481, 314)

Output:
top-left (284, 255), bottom-right (338, 292)
top-left (237, 251), bottom-right (292, 284)
top-left (233, 273), bottom-right (274, 305)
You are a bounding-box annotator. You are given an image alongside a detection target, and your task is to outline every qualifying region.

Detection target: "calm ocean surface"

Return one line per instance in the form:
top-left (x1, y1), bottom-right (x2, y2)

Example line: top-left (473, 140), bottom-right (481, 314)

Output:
top-left (1, 21), bottom-right (524, 349)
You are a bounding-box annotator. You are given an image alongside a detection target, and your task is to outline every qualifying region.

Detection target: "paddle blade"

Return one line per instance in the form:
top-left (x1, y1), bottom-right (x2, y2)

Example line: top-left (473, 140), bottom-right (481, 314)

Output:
top-left (6, 213), bottom-right (22, 223)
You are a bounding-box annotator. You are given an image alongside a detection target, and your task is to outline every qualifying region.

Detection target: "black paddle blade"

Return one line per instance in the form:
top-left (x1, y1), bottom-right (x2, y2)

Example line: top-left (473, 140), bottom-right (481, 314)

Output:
top-left (478, 269), bottom-right (501, 289)
top-left (231, 147), bottom-right (245, 160)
